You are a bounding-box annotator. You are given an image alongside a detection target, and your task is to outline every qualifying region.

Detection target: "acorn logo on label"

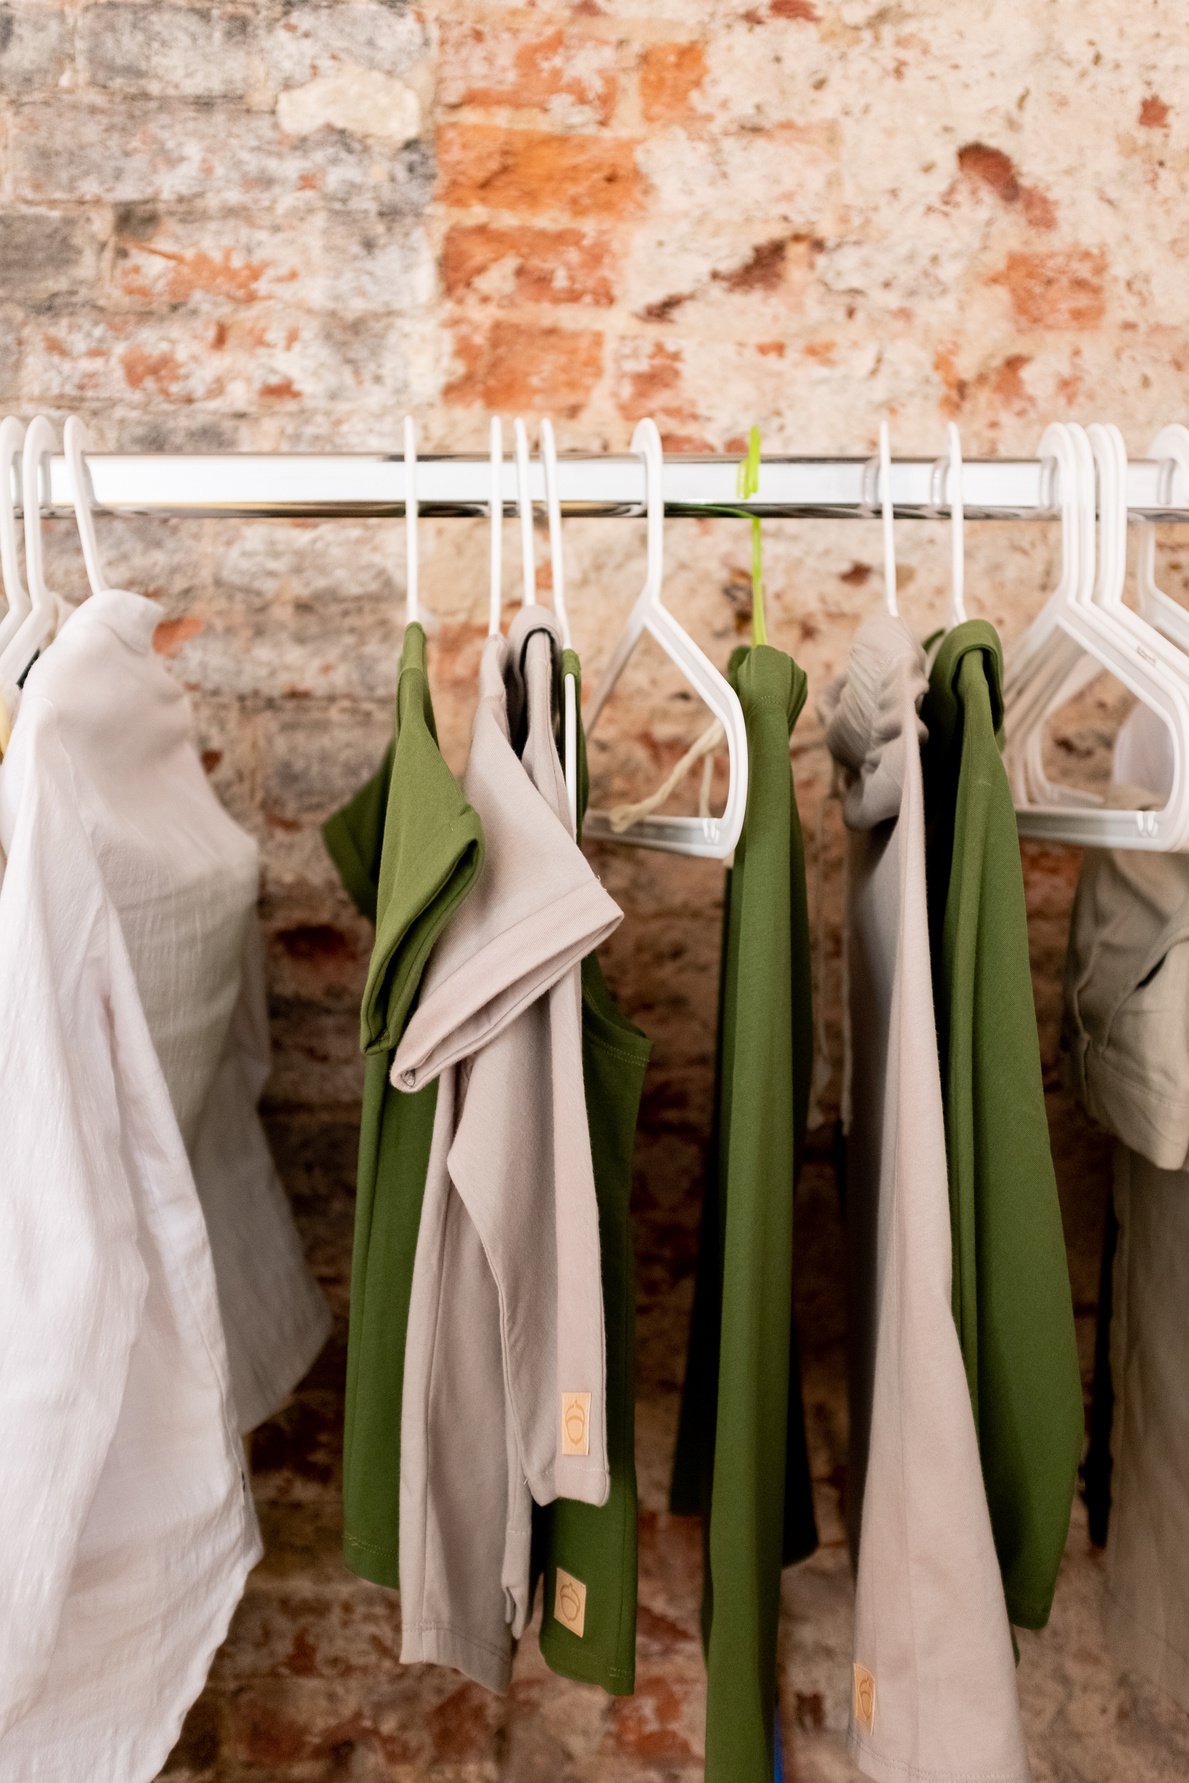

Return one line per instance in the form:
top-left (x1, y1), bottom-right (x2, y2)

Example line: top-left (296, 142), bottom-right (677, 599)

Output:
top-left (555, 1568), bottom-right (587, 1638)
top-left (853, 1662), bottom-right (876, 1735)
top-left (561, 1391), bottom-right (591, 1457)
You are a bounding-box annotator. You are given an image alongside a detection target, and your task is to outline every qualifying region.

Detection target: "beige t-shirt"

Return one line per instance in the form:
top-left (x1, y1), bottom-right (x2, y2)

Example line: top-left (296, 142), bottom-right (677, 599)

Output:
top-left (822, 614), bottom-right (1029, 1783)
top-left (394, 608), bottom-right (620, 1692)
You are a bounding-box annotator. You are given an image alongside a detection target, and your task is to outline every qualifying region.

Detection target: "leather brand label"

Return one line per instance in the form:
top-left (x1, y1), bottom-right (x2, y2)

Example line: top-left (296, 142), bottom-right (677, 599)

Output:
top-left (853, 1663), bottom-right (876, 1735)
top-left (555, 1569), bottom-right (587, 1638)
top-left (561, 1392), bottom-right (591, 1457)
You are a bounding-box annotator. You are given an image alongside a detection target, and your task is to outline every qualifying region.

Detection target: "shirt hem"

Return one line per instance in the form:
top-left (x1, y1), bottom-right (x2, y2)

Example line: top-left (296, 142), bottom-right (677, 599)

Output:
top-left (847, 1728), bottom-right (1031, 1783)
top-left (1105, 1583), bottom-right (1189, 1715)
top-left (401, 1619), bottom-right (511, 1695)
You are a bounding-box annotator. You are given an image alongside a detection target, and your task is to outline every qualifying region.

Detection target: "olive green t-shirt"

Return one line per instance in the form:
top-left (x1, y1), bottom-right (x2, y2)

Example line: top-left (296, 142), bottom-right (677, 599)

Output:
top-left (670, 644), bottom-right (819, 1783)
top-left (325, 634), bottom-right (651, 1697)
top-left (322, 622), bottom-right (484, 1588)
top-left (922, 620), bottom-right (1083, 1631)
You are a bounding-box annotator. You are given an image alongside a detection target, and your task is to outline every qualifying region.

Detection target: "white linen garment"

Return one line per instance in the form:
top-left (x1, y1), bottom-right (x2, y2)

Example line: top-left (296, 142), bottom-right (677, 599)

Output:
top-left (12, 590), bottom-right (330, 1431)
top-left (822, 614), bottom-right (1030, 1783)
top-left (0, 664), bottom-right (260, 1779)
top-left (393, 610), bottom-right (621, 1692)
top-left (1063, 705), bottom-right (1189, 1710)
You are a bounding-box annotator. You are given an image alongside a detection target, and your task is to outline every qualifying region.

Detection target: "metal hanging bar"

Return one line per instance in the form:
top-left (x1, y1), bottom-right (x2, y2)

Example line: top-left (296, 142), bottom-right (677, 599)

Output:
top-left (14, 451), bottom-right (1189, 522)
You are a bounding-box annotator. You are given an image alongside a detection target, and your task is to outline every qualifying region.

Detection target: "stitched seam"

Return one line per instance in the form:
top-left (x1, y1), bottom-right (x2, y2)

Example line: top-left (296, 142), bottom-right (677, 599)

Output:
top-left (1087, 1047), bottom-right (1189, 1110)
top-left (412, 1621), bottom-right (509, 1663)
top-left (344, 1534), bottom-right (398, 1559)
top-left (1105, 1583), bottom-right (1189, 1670)
top-left (847, 1732), bottom-right (1027, 1782)
top-left (585, 1035), bottom-right (651, 1067)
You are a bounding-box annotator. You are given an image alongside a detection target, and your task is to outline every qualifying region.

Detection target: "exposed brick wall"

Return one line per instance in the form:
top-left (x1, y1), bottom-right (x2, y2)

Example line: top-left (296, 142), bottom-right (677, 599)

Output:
top-left (1, 0), bottom-right (1186, 1122)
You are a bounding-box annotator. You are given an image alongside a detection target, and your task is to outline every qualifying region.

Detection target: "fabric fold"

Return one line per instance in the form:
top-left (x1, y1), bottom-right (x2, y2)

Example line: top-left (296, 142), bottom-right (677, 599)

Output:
top-left (824, 613), bottom-right (1030, 1783)
top-left (397, 610), bottom-right (622, 1692)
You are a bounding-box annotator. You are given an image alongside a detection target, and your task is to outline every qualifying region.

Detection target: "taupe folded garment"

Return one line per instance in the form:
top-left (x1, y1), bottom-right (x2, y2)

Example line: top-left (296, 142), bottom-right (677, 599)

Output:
top-left (1064, 704), bottom-right (1189, 1711)
top-left (392, 608), bottom-right (621, 1693)
top-left (822, 614), bottom-right (1029, 1783)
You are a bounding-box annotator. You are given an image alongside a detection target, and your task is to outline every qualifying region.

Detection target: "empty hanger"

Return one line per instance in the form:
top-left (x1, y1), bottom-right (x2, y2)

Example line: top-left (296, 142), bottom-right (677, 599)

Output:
top-left (1009, 422), bottom-right (1189, 848)
top-left (583, 418), bottom-right (748, 859)
top-left (1014, 423), bottom-right (1189, 812)
top-left (1136, 423), bottom-right (1189, 653)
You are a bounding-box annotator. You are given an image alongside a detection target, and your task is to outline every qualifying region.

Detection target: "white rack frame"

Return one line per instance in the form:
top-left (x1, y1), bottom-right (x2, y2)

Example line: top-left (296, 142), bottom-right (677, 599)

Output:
top-left (17, 451), bottom-right (1189, 521)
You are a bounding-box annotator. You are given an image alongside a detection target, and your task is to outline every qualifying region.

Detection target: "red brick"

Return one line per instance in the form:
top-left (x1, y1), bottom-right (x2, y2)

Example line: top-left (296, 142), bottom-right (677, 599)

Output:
top-left (1139, 93), bottom-right (1170, 128)
top-left (438, 23), bottom-right (617, 125)
top-left (957, 142), bottom-right (1056, 230)
top-left (444, 318), bottom-right (604, 416)
top-left (639, 42), bottom-right (707, 124)
top-left (613, 339), bottom-right (697, 430)
top-left (990, 248), bottom-right (1107, 329)
top-left (441, 221), bottom-right (616, 306)
top-left (437, 124), bottom-right (642, 218)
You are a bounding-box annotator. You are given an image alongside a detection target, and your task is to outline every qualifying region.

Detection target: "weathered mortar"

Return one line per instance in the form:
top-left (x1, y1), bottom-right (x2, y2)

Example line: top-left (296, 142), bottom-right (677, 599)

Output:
top-left (5, 6), bottom-right (1189, 1775)
top-left (3, 0), bottom-right (1184, 1115)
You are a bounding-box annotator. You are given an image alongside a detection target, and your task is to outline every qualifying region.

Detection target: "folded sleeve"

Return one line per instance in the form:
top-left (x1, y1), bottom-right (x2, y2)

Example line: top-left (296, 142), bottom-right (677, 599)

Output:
top-left (0, 714), bottom-right (148, 1736)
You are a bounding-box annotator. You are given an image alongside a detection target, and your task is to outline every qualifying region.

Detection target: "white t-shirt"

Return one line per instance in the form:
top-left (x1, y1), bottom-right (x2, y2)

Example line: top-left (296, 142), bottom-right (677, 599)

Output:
top-left (0, 656), bottom-right (260, 1779)
top-left (12, 589), bottom-right (330, 1431)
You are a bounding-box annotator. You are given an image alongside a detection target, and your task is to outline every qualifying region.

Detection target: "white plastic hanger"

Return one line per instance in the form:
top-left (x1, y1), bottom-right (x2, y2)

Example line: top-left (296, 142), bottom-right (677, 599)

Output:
top-left (488, 415), bottom-right (503, 637)
top-left (932, 421), bottom-right (967, 628)
top-left (0, 418), bottom-right (28, 654)
top-left (0, 416), bottom-right (62, 693)
top-left (539, 418), bottom-right (579, 832)
top-left (513, 417), bottom-right (535, 611)
top-left (64, 415), bottom-right (109, 597)
top-left (1014, 424), bottom-right (1189, 811)
top-left (1005, 423), bottom-right (1095, 807)
top-left (583, 418), bottom-right (748, 858)
top-left (1009, 422), bottom-right (1189, 848)
top-left (1136, 423), bottom-right (1189, 653)
top-left (403, 414), bottom-right (419, 627)
top-left (865, 419), bottom-right (899, 618)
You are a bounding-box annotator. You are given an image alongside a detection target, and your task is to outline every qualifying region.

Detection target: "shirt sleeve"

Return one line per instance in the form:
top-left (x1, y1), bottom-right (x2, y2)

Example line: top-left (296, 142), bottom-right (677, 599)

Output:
top-left (0, 709), bottom-right (149, 1736)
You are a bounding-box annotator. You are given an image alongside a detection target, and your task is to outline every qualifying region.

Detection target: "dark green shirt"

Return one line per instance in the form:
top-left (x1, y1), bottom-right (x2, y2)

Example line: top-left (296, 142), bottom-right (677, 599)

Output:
top-left (671, 644), bottom-right (818, 1783)
top-left (534, 647), bottom-right (651, 1695)
top-left (323, 622), bottom-right (484, 1588)
top-left (922, 619), bottom-right (1083, 1630)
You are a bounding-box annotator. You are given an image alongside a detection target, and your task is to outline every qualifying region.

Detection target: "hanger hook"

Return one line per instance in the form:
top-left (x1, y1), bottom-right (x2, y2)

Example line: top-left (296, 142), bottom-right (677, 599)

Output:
top-left (943, 421), bottom-right (966, 626)
top-left (877, 419), bottom-right (898, 617)
top-left (403, 414), bottom-right (419, 627)
top-left (0, 417), bottom-right (27, 621)
top-left (488, 415), bottom-right (503, 637)
top-left (539, 418), bottom-right (571, 647)
top-left (22, 414), bottom-right (57, 616)
top-left (631, 416), bottom-right (664, 598)
top-left (513, 416), bottom-right (535, 607)
top-left (64, 416), bottom-right (107, 598)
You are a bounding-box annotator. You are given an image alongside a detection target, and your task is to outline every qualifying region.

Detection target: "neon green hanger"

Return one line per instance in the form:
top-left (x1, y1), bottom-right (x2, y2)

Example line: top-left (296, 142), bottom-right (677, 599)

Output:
top-left (735, 427), bottom-right (766, 646)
